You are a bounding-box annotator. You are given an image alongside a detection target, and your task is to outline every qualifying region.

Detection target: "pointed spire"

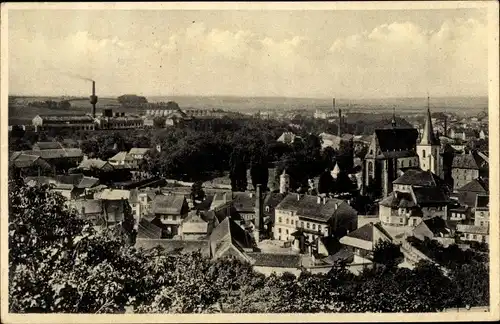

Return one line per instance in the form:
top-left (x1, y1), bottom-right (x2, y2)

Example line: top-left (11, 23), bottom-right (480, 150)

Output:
top-left (420, 94), bottom-right (439, 146)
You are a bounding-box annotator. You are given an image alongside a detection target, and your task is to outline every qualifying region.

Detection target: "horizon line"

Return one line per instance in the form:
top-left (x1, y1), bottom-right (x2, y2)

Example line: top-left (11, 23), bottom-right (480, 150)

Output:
top-left (8, 93), bottom-right (489, 101)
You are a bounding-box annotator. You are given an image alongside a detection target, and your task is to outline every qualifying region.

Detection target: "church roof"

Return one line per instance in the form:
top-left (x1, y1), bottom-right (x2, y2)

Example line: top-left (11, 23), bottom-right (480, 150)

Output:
top-left (393, 169), bottom-right (444, 187)
top-left (374, 128), bottom-right (419, 156)
top-left (420, 107), bottom-right (440, 146)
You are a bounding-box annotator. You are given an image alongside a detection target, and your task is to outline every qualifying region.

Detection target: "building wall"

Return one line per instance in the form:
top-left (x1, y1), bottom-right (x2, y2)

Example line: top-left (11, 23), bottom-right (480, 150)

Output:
top-left (274, 209), bottom-right (329, 242)
top-left (474, 210), bottom-right (489, 227)
top-left (459, 232), bottom-right (487, 243)
top-left (421, 206), bottom-right (447, 219)
top-left (379, 205), bottom-right (422, 227)
top-left (417, 144), bottom-right (441, 176)
top-left (452, 168), bottom-right (479, 190)
top-left (449, 210), bottom-right (467, 221)
top-left (396, 156), bottom-right (419, 169)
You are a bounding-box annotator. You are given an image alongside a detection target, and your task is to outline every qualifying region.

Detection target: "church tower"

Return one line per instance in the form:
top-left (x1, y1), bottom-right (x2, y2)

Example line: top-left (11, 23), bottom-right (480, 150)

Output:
top-left (417, 96), bottom-right (441, 176)
top-left (280, 169), bottom-right (290, 194)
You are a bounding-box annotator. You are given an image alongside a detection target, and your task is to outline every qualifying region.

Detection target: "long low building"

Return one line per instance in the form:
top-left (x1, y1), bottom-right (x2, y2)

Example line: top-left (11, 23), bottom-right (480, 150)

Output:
top-left (32, 114), bottom-right (96, 132)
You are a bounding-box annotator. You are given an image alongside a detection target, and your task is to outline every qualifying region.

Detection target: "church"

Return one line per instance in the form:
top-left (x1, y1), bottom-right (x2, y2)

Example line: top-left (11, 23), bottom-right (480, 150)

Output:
top-left (363, 98), bottom-right (443, 199)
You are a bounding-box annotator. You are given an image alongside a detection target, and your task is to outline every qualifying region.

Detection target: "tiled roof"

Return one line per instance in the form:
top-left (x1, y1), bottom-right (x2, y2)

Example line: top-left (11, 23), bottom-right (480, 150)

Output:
top-left (422, 217), bottom-right (449, 236)
top-left (135, 239), bottom-right (210, 256)
top-left (231, 192), bottom-right (256, 213)
top-left (379, 191), bottom-right (415, 208)
top-left (374, 128), bottom-right (418, 155)
top-left (263, 192), bottom-right (286, 218)
top-left (33, 141), bottom-right (64, 150)
top-left (129, 148), bottom-right (150, 155)
top-left (137, 219), bottom-right (162, 239)
top-left (38, 114), bottom-right (94, 122)
top-left (411, 187), bottom-right (449, 205)
top-left (77, 176), bottom-right (100, 189)
top-left (109, 151), bottom-right (132, 162)
top-left (344, 222), bottom-right (392, 243)
top-left (182, 212), bottom-right (209, 234)
top-left (95, 189), bottom-right (130, 200)
top-left (247, 253), bottom-right (302, 268)
top-left (393, 169), bottom-right (444, 187)
top-left (475, 195), bottom-right (489, 210)
top-left (18, 148), bottom-right (83, 160)
top-left (10, 154), bottom-right (52, 169)
top-left (276, 193), bottom-right (356, 223)
top-left (78, 159), bottom-right (111, 170)
top-left (456, 224), bottom-right (488, 235)
top-left (457, 178), bottom-right (489, 193)
top-left (452, 152), bottom-right (487, 170)
top-left (153, 194), bottom-right (186, 215)
top-left (319, 236), bottom-right (342, 255)
top-left (209, 217), bottom-right (254, 251)
top-left (69, 199), bottom-right (102, 214)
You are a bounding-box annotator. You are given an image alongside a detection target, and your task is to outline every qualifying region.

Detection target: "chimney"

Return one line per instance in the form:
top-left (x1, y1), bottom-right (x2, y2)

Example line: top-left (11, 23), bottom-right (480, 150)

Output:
top-left (89, 81), bottom-right (98, 118)
top-left (317, 196), bottom-right (321, 204)
top-left (323, 197), bottom-right (327, 205)
top-left (297, 193), bottom-right (300, 201)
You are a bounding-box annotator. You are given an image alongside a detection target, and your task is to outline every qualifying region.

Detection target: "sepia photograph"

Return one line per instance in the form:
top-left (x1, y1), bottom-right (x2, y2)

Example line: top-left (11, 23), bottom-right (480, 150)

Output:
top-left (1, 1), bottom-right (499, 323)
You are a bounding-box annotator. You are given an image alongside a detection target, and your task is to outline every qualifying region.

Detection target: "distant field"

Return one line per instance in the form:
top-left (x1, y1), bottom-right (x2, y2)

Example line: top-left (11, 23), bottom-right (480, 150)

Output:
top-left (8, 95), bottom-right (488, 125)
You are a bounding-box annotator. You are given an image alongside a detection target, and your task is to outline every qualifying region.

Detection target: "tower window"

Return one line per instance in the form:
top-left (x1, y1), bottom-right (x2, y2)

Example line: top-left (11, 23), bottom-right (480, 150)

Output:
top-left (423, 150), bottom-right (426, 158)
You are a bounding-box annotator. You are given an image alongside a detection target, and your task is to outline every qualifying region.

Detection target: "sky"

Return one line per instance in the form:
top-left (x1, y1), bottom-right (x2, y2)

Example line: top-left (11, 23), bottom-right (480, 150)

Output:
top-left (8, 6), bottom-right (490, 98)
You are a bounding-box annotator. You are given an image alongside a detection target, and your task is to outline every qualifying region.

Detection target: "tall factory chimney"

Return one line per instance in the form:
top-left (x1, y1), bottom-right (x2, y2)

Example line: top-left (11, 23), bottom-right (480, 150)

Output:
top-left (338, 108), bottom-right (342, 137)
top-left (90, 80), bottom-right (98, 118)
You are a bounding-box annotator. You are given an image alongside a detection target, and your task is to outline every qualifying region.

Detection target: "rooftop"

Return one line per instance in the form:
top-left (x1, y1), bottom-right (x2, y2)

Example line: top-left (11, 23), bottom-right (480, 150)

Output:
top-left (393, 169), bottom-right (445, 187)
top-left (153, 194), bottom-right (186, 215)
top-left (247, 253), bottom-right (302, 268)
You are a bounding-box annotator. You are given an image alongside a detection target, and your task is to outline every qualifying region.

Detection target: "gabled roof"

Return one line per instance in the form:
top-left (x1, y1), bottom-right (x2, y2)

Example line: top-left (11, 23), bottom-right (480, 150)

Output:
top-left (379, 191), bottom-right (416, 209)
top-left (374, 128), bottom-right (419, 155)
top-left (276, 193), bottom-right (356, 223)
top-left (182, 212), bottom-right (209, 235)
top-left (129, 148), bottom-right (150, 155)
top-left (411, 186), bottom-right (450, 206)
top-left (457, 178), bottom-right (489, 193)
top-left (452, 152), bottom-right (488, 170)
top-left (137, 219), bottom-right (162, 239)
top-left (76, 176), bottom-right (100, 189)
top-left (17, 148), bottom-right (83, 160)
top-left (421, 217), bottom-right (450, 236)
top-left (263, 192), bottom-right (286, 217)
top-left (344, 222), bottom-right (392, 243)
top-left (78, 159), bottom-right (112, 170)
top-left (10, 153), bottom-right (52, 169)
top-left (209, 217), bottom-right (254, 251)
top-left (153, 194), bottom-right (186, 215)
top-left (109, 151), bottom-right (132, 162)
top-left (33, 141), bottom-right (64, 150)
top-left (95, 189), bottom-right (130, 200)
top-left (475, 195), bottom-right (489, 210)
top-left (69, 199), bottom-right (102, 215)
top-left (231, 192), bottom-right (256, 213)
top-left (393, 169), bottom-right (444, 187)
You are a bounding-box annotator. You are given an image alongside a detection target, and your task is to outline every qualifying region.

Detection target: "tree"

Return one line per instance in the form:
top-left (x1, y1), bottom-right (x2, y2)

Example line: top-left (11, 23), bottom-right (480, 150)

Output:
top-left (153, 116), bottom-right (166, 128)
top-left (318, 170), bottom-right (334, 194)
top-left (8, 181), bottom-right (132, 313)
top-left (190, 181), bottom-right (206, 203)
top-left (373, 240), bottom-right (404, 269)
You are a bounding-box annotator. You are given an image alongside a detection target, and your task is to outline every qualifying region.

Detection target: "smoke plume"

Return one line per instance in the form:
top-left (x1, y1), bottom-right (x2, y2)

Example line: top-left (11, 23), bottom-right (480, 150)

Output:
top-left (43, 60), bottom-right (94, 82)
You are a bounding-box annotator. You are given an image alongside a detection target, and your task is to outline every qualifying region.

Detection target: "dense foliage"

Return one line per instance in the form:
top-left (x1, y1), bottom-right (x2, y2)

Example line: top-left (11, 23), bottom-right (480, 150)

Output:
top-left (8, 182), bottom-right (489, 313)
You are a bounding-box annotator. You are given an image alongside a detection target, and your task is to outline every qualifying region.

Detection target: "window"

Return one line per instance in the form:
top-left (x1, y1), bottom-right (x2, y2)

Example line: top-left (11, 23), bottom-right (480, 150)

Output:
top-left (318, 225), bottom-right (322, 232)
top-left (409, 160), bottom-right (412, 166)
top-left (480, 221), bottom-right (484, 226)
top-left (278, 217), bottom-right (282, 223)
top-left (368, 161), bottom-right (373, 175)
top-left (480, 212), bottom-right (485, 217)
top-left (422, 150), bottom-right (426, 158)
top-left (312, 224), bottom-right (316, 230)
top-left (400, 218), bottom-right (403, 223)
top-left (301, 221), bottom-right (304, 228)
top-left (291, 219), bottom-right (294, 225)
top-left (286, 218), bottom-right (289, 224)
top-left (286, 229), bottom-right (289, 235)
top-left (265, 206), bottom-right (270, 212)
top-left (307, 222), bottom-right (310, 229)
top-left (278, 228), bottom-right (281, 233)
top-left (473, 235), bottom-right (477, 240)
